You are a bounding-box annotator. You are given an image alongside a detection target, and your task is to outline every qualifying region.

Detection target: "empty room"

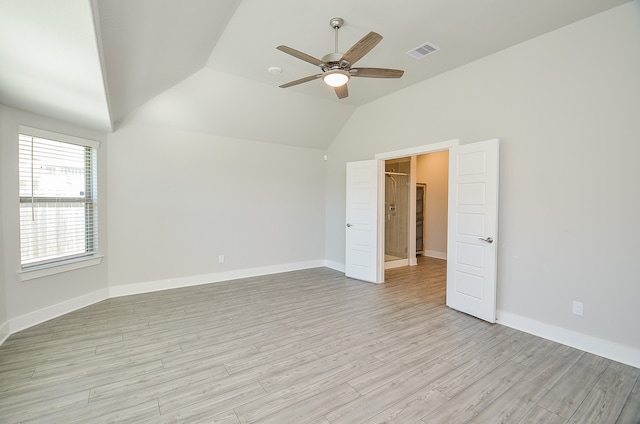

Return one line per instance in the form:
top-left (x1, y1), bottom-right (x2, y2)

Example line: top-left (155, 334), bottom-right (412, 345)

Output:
top-left (1, 0), bottom-right (639, 422)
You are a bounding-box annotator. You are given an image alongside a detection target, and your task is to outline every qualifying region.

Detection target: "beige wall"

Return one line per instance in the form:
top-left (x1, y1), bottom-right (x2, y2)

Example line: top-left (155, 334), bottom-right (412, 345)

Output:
top-left (416, 151), bottom-right (448, 258)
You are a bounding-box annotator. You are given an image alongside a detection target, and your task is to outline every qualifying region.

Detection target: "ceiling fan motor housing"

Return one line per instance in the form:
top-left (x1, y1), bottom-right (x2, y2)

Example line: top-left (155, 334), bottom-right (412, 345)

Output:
top-left (322, 52), bottom-right (349, 71)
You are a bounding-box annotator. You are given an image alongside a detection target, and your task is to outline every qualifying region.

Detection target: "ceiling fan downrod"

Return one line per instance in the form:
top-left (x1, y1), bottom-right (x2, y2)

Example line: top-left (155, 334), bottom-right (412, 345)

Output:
top-left (324, 17), bottom-right (347, 71)
top-left (330, 17), bottom-right (344, 54)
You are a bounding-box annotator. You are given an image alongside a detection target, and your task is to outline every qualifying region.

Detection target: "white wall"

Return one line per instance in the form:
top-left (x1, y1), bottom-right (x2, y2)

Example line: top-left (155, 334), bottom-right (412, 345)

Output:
top-left (0, 105), bottom-right (327, 331)
top-left (416, 151), bottom-right (448, 258)
top-left (0, 105), bottom-right (7, 341)
top-left (325, 2), bottom-right (640, 364)
top-left (0, 105), bottom-right (109, 329)
top-left (107, 122), bottom-right (326, 292)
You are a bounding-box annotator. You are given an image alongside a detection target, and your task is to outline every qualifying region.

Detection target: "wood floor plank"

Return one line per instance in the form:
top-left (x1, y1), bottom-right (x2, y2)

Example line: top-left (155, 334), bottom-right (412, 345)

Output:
top-left (0, 359), bottom-right (165, 413)
top-left (439, 323), bottom-right (516, 367)
top-left (223, 344), bottom-right (319, 375)
top-left (523, 344), bottom-right (584, 389)
top-left (429, 332), bottom-right (530, 398)
top-left (518, 405), bottom-right (569, 424)
top-left (145, 408), bottom-right (240, 424)
top-left (510, 336), bottom-right (562, 368)
top-left (158, 382), bottom-right (266, 416)
top-left (326, 359), bottom-right (456, 423)
top-left (21, 400), bottom-right (161, 424)
top-left (537, 352), bottom-right (611, 419)
top-left (160, 344), bottom-right (259, 370)
top-left (252, 316), bottom-right (354, 353)
top-left (142, 405), bottom-right (240, 424)
top-left (237, 356), bottom-right (383, 418)
top-left (371, 316), bottom-right (484, 366)
top-left (568, 363), bottom-right (640, 423)
top-left (226, 349), bottom-right (321, 382)
top-left (259, 345), bottom-right (386, 394)
top-left (0, 389), bottom-right (91, 423)
top-left (88, 363), bottom-right (229, 403)
top-left (238, 383), bottom-right (360, 424)
top-left (0, 257), bottom-right (638, 423)
top-left (616, 376), bottom-right (640, 424)
top-left (420, 359), bottom-right (529, 423)
top-left (465, 378), bottom-right (548, 423)
top-left (359, 385), bottom-right (448, 424)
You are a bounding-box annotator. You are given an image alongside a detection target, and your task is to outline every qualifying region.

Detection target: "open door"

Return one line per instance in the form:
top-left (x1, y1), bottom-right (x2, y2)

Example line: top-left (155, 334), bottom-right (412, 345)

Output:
top-left (345, 160), bottom-right (382, 283)
top-left (447, 139), bottom-right (499, 322)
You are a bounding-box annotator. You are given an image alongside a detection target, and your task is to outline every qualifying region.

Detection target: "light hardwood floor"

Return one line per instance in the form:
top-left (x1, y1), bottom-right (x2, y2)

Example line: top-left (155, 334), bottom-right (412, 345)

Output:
top-left (1, 257), bottom-right (639, 423)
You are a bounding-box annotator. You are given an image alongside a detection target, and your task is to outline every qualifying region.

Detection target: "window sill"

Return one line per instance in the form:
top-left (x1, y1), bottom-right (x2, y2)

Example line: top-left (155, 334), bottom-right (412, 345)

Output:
top-left (18, 255), bottom-right (104, 282)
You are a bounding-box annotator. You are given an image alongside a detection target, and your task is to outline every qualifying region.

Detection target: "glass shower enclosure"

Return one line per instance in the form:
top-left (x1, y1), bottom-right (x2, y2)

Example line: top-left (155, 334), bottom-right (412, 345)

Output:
top-left (384, 159), bottom-right (410, 268)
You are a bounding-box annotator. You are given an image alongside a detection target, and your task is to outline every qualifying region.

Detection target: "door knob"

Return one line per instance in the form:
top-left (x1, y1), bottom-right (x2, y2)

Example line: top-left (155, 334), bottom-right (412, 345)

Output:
top-left (346, 223), bottom-right (353, 227)
top-left (479, 237), bottom-right (494, 243)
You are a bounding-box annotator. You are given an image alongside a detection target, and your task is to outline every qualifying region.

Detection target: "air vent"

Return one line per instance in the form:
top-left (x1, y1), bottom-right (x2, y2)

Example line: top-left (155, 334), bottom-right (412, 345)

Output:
top-left (406, 42), bottom-right (440, 60)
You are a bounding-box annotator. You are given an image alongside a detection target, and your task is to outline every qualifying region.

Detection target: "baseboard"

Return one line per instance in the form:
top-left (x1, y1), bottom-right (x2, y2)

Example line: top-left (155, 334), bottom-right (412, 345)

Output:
top-left (324, 260), bottom-right (345, 273)
top-left (109, 260), bottom-right (327, 298)
top-left (497, 310), bottom-right (640, 369)
top-left (9, 288), bottom-right (109, 334)
top-left (1, 261), bottom-right (327, 342)
top-left (422, 250), bottom-right (447, 260)
top-left (0, 320), bottom-right (10, 345)
top-left (3, 261), bottom-right (327, 340)
top-left (385, 259), bottom-right (409, 269)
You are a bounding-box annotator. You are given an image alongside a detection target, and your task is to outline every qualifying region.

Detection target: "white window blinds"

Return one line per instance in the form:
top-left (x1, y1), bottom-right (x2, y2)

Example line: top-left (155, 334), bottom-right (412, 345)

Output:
top-left (18, 127), bottom-right (99, 268)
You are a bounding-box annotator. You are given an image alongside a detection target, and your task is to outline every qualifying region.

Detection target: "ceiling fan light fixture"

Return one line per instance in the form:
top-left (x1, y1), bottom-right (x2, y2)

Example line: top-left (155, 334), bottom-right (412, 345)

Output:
top-left (323, 69), bottom-right (350, 87)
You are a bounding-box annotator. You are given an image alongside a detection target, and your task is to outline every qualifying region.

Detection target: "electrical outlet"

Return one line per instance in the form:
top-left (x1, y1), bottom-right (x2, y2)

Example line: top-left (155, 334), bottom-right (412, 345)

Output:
top-left (572, 301), bottom-right (584, 316)
top-left (218, 255), bottom-right (225, 263)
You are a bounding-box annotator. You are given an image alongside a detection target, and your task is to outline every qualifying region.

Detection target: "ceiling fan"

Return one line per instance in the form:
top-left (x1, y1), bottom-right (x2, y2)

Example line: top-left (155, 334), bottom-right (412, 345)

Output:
top-left (277, 17), bottom-right (404, 99)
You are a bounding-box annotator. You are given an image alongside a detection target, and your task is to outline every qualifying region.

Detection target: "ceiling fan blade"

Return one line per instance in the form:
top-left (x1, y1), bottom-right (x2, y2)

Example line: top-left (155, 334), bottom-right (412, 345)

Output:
top-left (341, 32), bottom-right (383, 66)
top-left (351, 67), bottom-right (404, 78)
top-left (279, 74), bottom-right (322, 88)
top-left (277, 45), bottom-right (324, 67)
top-left (334, 84), bottom-right (348, 99)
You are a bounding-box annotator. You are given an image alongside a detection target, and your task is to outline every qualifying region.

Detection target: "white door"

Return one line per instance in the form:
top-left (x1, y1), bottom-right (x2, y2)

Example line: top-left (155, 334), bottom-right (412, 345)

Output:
top-left (345, 160), bottom-right (382, 283)
top-left (446, 139), bottom-right (499, 322)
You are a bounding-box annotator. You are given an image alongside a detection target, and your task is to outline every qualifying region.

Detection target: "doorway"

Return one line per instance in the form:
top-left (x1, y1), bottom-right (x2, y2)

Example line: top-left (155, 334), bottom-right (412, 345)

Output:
top-left (383, 151), bottom-right (450, 274)
top-left (343, 139), bottom-right (459, 283)
top-left (346, 138), bottom-right (499, 323)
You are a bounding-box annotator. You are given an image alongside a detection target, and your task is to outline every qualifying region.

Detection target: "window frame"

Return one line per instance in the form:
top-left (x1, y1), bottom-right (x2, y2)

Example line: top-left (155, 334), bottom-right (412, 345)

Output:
top-left (17, 126), bottom-right (102, 281)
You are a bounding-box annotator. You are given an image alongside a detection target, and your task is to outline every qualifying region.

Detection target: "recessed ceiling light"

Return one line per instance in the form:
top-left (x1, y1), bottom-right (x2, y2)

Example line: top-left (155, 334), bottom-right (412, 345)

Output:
top-left (268, 66), bottom-right (282, 75)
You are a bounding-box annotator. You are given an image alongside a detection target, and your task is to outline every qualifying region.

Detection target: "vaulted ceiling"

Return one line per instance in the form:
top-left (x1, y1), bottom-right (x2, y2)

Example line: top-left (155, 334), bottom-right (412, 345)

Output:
top-left (0, 0), bottom-right (631, 148)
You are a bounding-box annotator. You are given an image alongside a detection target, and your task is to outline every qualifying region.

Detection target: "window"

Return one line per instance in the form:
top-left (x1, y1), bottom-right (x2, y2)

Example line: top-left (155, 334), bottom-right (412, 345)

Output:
top-left (18, 127), bottom-right (99, 269)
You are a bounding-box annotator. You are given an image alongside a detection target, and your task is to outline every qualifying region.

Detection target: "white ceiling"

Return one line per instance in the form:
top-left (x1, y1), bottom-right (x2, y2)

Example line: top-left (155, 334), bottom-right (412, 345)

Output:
top-left (0, 0), bottom-right (111, 131)
top-left (0, 0), bottom-right (631, 147)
